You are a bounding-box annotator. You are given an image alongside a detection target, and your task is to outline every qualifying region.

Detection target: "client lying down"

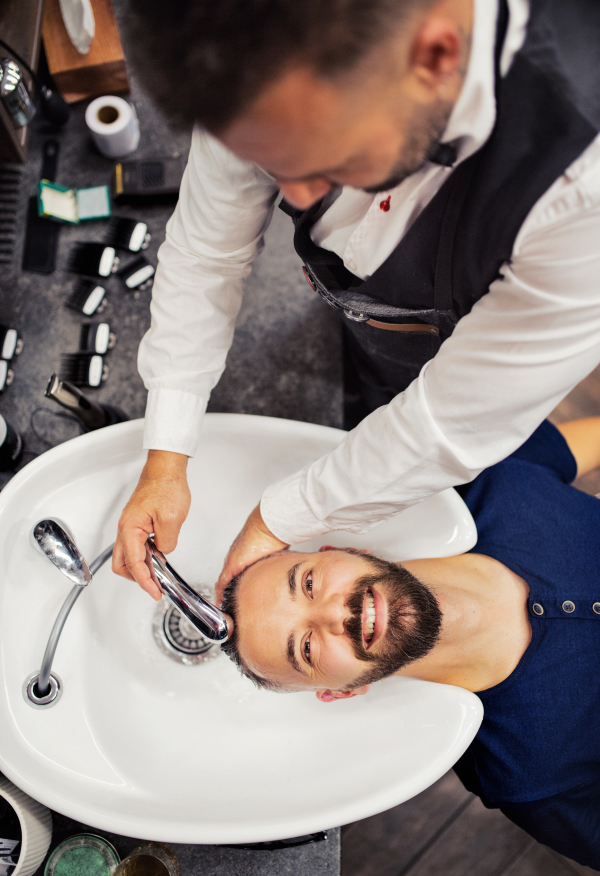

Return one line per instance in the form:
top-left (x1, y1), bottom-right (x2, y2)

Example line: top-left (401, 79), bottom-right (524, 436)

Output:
top-left (220, 418), bottom-right (600, 870)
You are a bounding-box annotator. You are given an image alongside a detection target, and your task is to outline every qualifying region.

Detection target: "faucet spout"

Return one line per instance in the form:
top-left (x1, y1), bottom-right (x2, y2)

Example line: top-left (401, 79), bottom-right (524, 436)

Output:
top-left (30, 528), bottom-right (114, 701)
top-left (32, 518), bottom-right (92, 587)
top-left (146, 537), bottom-right (231, 643)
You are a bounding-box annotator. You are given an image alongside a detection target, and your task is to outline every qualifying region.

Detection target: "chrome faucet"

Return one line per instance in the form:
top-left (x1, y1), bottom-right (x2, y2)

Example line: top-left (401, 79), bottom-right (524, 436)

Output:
top-left (146, 537), bottom-right (231, 642)
top-left (29, 519), bottom-right (113, 704)
top-left (27, 522), bottom-right (230, 708)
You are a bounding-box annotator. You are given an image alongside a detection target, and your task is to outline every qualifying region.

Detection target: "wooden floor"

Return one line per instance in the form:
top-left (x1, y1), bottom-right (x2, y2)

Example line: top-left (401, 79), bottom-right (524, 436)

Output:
top-left (342, 771), bottom-right (597, 876)
top-left (341, 364), bottom-right (600, 876)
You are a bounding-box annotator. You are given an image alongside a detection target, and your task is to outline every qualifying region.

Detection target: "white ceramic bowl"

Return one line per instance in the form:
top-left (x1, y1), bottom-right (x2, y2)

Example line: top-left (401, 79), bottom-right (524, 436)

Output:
top-left (0, 774), bottom-right (51, 876)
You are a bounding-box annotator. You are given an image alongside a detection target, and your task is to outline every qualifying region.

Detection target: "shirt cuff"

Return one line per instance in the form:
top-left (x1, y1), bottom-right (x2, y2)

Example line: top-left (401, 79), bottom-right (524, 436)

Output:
top-left (143, 389), bottom-right (208, 457)
top-left (260, 472), bottom-right (335, 544)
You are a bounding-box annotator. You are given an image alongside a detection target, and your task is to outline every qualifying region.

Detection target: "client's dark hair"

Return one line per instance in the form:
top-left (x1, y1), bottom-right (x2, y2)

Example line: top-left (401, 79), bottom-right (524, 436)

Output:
top-left (126, 0), bottom-right (436, 132)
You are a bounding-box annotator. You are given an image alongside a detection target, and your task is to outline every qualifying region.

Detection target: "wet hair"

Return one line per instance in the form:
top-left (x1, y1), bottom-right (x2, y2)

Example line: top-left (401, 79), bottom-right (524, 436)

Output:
top-left (126, 0), bottom-right (437, 132)
top-left (219, 549), bottom-right (441, 691)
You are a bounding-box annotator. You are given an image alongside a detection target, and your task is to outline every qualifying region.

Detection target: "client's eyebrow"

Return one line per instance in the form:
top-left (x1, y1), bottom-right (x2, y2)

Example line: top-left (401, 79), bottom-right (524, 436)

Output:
top-left (288, 562), bottom-right (301, 599)
top-left (286, 631), bottom-right (304, 675)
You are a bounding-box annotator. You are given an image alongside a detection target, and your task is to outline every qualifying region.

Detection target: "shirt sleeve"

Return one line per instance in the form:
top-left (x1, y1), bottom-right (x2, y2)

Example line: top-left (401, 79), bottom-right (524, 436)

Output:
top-left (260, 136), bottom-right (600, 543)
top-left (139, 128), bottom-right (278, 457)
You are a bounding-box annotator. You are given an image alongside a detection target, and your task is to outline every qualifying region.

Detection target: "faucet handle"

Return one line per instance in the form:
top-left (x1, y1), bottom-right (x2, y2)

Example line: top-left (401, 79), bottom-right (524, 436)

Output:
top-left (145, 537), bottom-right (232, 643)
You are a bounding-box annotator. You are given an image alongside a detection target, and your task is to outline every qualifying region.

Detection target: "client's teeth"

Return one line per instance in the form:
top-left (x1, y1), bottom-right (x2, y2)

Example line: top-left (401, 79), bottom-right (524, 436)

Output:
top-left (365, 593), bottom-right (376, 643)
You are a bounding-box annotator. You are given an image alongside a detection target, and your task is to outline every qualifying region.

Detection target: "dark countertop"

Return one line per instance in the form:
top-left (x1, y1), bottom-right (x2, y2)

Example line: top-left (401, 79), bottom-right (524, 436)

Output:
top-left (33, 813), bottom-right (339, 876)
top-left (0, 16), bottom-right (342, 876)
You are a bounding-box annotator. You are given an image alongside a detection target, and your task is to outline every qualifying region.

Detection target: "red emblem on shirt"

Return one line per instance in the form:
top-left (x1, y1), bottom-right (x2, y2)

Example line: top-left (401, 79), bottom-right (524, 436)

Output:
top-left (380, 196), bottom-right (391, 212)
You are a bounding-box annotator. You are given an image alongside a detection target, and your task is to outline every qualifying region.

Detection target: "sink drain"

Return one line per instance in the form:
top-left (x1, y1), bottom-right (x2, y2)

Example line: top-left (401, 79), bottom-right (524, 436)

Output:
top-left (153, 596), bottom-right (220, 665)
top-left (23, 671), bottom-right (63, 709)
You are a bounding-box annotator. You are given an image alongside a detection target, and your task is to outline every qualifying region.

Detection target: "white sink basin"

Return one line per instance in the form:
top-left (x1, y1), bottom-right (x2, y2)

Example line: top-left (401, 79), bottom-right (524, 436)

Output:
top-left (0, 414), bottom-right (482, 843)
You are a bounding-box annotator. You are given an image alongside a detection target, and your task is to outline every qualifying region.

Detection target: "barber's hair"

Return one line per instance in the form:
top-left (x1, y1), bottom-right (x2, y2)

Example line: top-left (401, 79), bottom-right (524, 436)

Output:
top-left (220, 570), bottom-right (282, 692)
top-left (126, 0), bottom-right (436, 132)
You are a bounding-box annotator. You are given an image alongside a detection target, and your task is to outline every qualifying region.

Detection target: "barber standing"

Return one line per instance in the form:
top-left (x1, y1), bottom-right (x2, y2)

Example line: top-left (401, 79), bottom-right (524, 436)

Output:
top-left (113, 0), bottom-right (600, 601)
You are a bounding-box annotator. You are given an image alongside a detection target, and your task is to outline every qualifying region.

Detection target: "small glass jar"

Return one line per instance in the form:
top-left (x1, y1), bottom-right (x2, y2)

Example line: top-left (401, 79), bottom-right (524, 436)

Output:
top-left (113, 843), bottom-right (179, 876)
top-left (44, 834), bottom-right (120, 875)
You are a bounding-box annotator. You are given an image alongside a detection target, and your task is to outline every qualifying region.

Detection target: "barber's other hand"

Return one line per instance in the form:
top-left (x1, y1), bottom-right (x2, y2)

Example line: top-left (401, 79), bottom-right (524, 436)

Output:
top-left (113, 450), bottom-right (191, 600)
top-left (215, 504), bottom-right (288, 605)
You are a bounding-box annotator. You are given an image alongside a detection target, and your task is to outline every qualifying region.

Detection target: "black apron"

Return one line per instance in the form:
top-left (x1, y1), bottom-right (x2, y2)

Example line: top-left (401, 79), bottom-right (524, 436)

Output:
top-left (281, 0), bottom-right (600, 423)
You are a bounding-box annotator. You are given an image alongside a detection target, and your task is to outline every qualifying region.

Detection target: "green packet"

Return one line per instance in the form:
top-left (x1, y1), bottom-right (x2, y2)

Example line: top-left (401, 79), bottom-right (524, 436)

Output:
top-left (38, 179), bottom-right (111, 224)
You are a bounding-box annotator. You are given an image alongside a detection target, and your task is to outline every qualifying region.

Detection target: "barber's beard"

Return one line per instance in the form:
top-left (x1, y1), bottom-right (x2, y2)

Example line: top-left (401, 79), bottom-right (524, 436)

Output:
top-left (343, 559), bottom-right (442, 689)
top-left (361, 98), bottom-right (454, 194)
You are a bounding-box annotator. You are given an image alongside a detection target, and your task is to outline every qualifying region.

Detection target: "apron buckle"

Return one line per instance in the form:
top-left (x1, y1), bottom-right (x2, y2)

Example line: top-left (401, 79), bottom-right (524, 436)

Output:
top-left (343, 309), bottom-right (369, 322)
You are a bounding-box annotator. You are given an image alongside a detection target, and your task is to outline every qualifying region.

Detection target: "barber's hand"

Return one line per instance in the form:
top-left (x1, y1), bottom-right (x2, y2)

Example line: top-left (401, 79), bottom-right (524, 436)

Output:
top-left (215, 504), bottom-right (288, 605)
top-left (113, 450), bottom-right (191, 600)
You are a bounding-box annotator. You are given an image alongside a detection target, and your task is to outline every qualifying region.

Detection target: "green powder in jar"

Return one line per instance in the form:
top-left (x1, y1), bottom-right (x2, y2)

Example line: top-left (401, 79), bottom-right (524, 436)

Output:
top-left (53, 846), bottom-right (111, 876)
top-left (45, 834), bottom-right (120, 876)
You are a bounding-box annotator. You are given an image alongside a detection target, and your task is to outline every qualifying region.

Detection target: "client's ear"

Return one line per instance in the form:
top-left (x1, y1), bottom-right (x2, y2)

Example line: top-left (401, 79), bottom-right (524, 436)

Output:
top-left (316, 686), bottom-right (370, 702)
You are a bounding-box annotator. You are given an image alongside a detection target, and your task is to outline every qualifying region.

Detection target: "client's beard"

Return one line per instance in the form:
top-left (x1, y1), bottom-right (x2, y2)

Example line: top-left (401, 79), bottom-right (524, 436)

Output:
top-left (361, 98), bottom-right (454, 194)
top-left (342, 553), bottom-right (442, 689)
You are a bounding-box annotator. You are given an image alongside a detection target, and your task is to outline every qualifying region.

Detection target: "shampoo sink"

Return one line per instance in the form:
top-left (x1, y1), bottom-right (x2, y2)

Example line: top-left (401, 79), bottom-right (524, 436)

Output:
top-left (0, 414), bottom-right (482, 843)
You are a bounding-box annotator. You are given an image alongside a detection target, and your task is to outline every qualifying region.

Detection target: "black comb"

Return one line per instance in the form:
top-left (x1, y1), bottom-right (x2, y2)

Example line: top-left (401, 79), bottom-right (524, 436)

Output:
top-left (22, 140), bottom-right (61, 274)
top-left (79, 322), bottom-right (115, 355)
top-left (66, 280), bottom-right (107, 316)
top-left (0, 359), bottom-right (14, 392)
top-left (105, 217), bottom-right (150, 252)
top-left (60, 353), bottom-right (107, 388)
top-left (0, 164), bottom-right (22, 265)
top-left (119, 255), bottom-right (155, 290)
top-left (68, 243), bottom-right (118, 277)
top-left (0, 325), bottom-right (22, 360)
top-left (22, 197), bottom-right (61, 273)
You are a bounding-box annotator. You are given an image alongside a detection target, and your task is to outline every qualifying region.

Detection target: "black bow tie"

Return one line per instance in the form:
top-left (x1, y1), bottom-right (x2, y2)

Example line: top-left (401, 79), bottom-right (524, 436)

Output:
top-left (429, 142), bottom-right (457, 167)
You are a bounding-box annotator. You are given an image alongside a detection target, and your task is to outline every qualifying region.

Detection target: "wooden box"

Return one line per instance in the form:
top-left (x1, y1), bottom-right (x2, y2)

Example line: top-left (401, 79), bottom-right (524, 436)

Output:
top-left (43, 0), bottom-right (129, 103)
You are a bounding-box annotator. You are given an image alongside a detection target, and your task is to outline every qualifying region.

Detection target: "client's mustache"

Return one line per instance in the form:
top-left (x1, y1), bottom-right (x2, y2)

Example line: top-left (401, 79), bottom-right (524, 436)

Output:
top-left (342, 569), bottom-right (442, 672)
top-left (344, 579), bottom-right (380, 663)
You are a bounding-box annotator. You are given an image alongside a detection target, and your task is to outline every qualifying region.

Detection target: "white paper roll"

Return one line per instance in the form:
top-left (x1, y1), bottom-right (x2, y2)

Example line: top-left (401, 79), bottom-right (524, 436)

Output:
top-left (85, 95), bottom-right (140, 158)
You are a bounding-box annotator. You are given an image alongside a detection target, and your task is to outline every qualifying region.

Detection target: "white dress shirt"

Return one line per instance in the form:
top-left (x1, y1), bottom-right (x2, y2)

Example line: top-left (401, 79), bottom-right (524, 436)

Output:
top-left (138, 0), bottom-right (600, 543)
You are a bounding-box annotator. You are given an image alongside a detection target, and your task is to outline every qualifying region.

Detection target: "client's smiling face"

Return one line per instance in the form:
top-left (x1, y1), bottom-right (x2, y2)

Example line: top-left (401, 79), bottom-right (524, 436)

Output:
top-left (229, 548), bottom-right (442, 698)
